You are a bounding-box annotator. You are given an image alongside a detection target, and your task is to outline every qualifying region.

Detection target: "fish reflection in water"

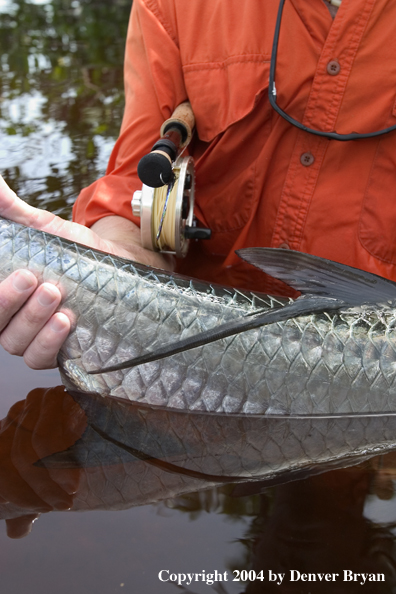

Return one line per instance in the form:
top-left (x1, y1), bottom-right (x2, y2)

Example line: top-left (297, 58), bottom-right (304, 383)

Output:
top-left (0, 387), bottom-right (396, 592)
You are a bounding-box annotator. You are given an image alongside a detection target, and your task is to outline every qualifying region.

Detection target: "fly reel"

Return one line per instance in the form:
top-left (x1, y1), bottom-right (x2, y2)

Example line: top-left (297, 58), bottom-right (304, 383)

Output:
top-left (132, 156), bottom-right (207, 257)
top-left (132, 101), bottom-right (211, 257)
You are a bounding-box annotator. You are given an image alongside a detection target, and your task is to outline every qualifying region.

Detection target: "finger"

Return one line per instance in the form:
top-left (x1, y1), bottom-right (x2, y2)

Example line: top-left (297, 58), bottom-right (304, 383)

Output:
top-left (0, 270), bottom-right (38, 331)
top-left (23, 312), bottom-right (71, 369)
top-left (6, 514), bottom-right (40, 539)
top-left (0, 176), bottom-right (107, 251)
top-left (0, 282), bottom-right (62, 356)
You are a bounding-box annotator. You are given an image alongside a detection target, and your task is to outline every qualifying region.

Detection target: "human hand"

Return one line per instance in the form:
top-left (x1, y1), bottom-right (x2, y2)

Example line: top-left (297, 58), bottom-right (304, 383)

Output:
top-left (0, 386), bottom-right (86, 538)
top-left (0, 176), bottom-right (174, 369)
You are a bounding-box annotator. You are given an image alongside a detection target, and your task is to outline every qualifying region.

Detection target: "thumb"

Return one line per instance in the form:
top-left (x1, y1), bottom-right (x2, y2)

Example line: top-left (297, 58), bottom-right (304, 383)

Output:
top-left (0, 177), bottom-right (108, 252)
top-left (0, 176), bottom-right (56, 230)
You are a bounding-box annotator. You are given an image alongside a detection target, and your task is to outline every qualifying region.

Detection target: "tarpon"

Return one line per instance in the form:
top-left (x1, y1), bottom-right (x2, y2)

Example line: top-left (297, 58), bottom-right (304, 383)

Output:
top-left (1, 216), bottom-right (396, 415)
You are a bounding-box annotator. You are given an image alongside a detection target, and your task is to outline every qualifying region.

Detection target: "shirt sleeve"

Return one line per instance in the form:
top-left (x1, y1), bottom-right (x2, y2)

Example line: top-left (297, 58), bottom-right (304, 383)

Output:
top-left (72, 0), bottom-right (187, 227)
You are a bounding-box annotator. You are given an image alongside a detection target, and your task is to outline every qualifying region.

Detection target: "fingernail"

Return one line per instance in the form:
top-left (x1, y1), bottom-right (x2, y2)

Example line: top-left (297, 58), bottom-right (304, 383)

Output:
top-left (12, 270), bottom-right (35, 292)
top-left (49, 314), bottom-right (67, 333)
top-left (37, 284), bottom-right (58, 307)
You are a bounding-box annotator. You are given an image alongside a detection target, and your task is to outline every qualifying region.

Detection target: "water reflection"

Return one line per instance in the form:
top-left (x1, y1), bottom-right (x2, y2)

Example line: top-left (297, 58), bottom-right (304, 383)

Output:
top-left (0, 0), bottom-right (130, 218)
top-left (1, 386), bottom-right (396, 592)
top-left (243, 470), bottom-right (396, 593)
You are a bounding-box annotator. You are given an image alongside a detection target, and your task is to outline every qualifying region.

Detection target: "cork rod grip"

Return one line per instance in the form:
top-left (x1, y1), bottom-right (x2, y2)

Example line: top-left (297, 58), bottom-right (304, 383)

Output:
top-left (160, 101), bottom-right (195, 147)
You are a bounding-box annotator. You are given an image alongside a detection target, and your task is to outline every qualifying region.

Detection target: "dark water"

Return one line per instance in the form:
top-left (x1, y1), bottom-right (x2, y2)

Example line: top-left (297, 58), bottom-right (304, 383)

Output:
top-left (0, 0), bottom-right (126, 219)
top-left (1, 1), bottom-right (396, 593)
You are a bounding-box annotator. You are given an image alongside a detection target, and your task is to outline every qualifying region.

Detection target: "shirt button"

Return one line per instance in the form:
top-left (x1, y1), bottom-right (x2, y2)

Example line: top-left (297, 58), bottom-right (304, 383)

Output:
top-left (327, 60), bottom-right (340, 76)
top-left (300, 152), bottom-right (315, 166)
top-left (278, 242), bottom-right (290, 249)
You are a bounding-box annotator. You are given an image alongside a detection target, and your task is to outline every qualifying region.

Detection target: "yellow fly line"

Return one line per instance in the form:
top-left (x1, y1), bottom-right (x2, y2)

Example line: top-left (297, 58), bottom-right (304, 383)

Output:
top-left (152, 169), bottom-right (180, 251)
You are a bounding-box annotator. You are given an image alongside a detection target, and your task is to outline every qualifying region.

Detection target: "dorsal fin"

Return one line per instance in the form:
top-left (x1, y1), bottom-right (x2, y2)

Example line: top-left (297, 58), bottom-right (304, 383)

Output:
top-left (237, 248), bottom-right (396, 304)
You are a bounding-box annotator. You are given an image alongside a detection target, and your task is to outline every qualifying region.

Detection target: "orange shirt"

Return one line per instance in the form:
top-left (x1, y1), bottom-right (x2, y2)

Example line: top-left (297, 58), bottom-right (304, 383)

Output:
top-left (73, 0), bottom-right (396, 293)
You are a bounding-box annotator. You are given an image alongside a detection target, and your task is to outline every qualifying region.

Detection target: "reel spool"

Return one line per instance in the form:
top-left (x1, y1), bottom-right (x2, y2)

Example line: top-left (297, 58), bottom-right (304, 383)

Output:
top-left (133, 101), bottom-right (211, 257)
top-left (132, 156), bottom-right (207, 258)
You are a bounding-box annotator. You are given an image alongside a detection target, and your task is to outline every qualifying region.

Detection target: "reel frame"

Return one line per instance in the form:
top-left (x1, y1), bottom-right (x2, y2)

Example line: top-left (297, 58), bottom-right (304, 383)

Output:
top-left (132, 156), bottom-right (195, 258)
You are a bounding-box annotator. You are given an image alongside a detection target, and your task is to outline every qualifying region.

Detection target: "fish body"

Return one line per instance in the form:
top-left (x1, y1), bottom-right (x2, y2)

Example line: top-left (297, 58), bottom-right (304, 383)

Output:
top-left (1, 216), bottom-right (396, 415)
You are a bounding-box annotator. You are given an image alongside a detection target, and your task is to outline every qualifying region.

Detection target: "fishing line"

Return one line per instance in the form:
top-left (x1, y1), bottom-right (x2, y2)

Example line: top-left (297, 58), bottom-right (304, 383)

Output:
top-left (153, 171), bottom-right (179, 251)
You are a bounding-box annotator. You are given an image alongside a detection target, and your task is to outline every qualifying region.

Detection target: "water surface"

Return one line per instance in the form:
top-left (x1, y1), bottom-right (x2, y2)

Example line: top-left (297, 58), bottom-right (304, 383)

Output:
top-left (1, 1), bottom-right (396, 593)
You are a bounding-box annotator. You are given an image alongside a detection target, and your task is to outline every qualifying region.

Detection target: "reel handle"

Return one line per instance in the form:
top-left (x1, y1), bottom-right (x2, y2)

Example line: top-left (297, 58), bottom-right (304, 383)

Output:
top-left (184, 226), bottom-right (212, 240)
top-left (137, 102), bottom-right (195, 188)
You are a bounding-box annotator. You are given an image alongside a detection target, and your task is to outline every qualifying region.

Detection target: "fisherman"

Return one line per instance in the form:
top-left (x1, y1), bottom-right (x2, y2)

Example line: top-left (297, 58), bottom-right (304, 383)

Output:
top-left (0, 0), bottom-right (394, 370)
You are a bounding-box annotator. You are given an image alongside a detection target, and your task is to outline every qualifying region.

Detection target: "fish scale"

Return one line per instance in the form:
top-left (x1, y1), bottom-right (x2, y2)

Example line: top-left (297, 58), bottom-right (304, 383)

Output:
top-left (1, 217), bottom-right (396, 414)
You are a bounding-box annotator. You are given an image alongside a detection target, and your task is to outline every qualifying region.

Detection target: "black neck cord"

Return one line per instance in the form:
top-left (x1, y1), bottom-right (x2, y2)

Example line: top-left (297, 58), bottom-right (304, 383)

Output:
top-left (268, 0), bottom-right (396, 141)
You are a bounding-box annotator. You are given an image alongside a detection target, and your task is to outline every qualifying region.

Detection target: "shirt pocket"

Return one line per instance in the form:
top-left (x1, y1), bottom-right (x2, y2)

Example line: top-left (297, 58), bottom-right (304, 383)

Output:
top-left (182, 57), bottom-right (271, 252)
top-left (183, 55), bottom-right (270, 141)
top-left (359, 121), bottom-right (396, 265)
